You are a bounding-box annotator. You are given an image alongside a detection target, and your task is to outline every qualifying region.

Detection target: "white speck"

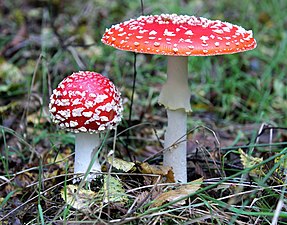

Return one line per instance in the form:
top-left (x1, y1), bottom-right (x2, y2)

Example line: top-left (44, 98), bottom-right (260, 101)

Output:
top-left (70, 121), bottom-right (78, 127)
top-left (184, 39), bottom-right (192, 43)
top-left (154, 42), bottom-right (160, 47)
top-left (55, 99), bottom-right (70, 106)
top-left (149, 30), bottom-right (157, 35)
top-left (78, 127), bottom-right (88, 132)
top-left (83, 111), bottom-right (93, 117)
top-left (200, 36), bottom-right (209, 41)
top-left (222, 27), bottom-right (231, 32)
top-left (72, 108), bottom-right (85, 117)
top-left (85, 101), bottom-right (94, 108)
top-left (163, 29), bottom-right (175, 37)
top-left (58, 110), bottom-right (70, 118)
top-left (118, 32), bottom-right (127, 37)
top-left (98, 124), bottom-right (106, 131)
top-left (94, 94), bottom-right (108, 103)
top-left (72, 98), bottom-right (81, 106)
top-left (139, 29), bottom-right (148, 34)
top-left (100, 116), bottom-right (109, 121)
top-left (89, 93), bottom-right (97, 98)
top-left (50, 107), bottom-right (56, 113)
top-left (185, 30), bottom-right (193, 35)
top-left (213, 29), bottom-right (223, 34)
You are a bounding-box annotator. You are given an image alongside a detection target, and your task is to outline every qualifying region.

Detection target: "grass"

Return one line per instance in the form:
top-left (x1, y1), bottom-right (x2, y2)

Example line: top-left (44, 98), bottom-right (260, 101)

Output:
top-left (1, 0), bottom-right (287, 224)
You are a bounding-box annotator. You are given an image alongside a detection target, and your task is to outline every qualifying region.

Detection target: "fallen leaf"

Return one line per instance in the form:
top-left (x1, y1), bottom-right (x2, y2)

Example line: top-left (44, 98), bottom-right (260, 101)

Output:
top-left (46, 147), bottom-right (73, 169)
top-left (274, 154), bottom-right (287, 181)
top-left (0, 60), bottom-right (24, 93)
top-left (140, 162), bottom-right (175, 183)
top-left (60, 184), bottom-right (97, 210)
top-left (107, 155), bottom-right (135, 172)
top-left (151, 177), bottom-right (203, 207)
top-left (26, 109), bottom-right (49, 125)
top-left (239, 148), bottom-right (264, 177)
top-left (100, 175), bottom-right (128, 204)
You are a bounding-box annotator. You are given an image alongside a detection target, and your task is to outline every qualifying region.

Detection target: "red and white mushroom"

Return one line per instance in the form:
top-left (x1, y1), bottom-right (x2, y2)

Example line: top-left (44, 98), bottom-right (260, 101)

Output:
top-left (49, 71), bottom-right (123, 181)
top-left (102, 14), bottom-right (256, 182)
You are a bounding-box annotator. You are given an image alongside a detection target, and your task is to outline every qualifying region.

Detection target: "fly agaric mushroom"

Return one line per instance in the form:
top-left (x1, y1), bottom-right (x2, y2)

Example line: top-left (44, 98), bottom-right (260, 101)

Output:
top-left (101, 14), bottom-right (256, 183)
top-left (49, 71), bottom-right (123, 181)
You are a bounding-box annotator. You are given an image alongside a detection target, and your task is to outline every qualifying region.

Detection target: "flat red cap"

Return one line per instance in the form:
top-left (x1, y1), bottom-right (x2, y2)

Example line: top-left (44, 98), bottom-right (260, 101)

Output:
top-left (49, 71), bottom-right (123, 133)
top-left (102, 14), bottom-right (256, 56)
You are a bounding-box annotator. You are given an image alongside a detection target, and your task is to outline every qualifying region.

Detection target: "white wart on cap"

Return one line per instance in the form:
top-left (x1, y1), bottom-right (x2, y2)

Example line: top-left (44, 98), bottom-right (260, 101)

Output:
top-left (49, 71), bottom-right (123, 133)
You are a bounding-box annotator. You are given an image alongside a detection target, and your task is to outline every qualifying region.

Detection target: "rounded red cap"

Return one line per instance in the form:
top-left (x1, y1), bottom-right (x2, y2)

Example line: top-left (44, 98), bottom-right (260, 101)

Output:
top-left (49, 71), bottom-right (123, 133)
top-left (102, 14), bottom-right (256, 56)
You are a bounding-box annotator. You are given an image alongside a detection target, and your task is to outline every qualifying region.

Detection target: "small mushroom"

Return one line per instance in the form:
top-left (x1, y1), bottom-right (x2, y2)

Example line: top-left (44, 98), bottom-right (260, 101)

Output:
top-left (49, 71), bottom-right (123, 181)
top-left (102, 14), bottom-right (256, 182)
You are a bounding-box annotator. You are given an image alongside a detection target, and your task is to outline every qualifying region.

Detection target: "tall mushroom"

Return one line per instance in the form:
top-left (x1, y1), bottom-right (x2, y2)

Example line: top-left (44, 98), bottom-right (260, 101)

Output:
top-left (49, 71), bottom-right (123, 181)
top-left (101, 14), bottom-right (256, 183)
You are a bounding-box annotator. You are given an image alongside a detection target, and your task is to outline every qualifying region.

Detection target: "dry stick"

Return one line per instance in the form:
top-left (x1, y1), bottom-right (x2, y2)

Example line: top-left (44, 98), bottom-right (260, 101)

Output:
top-left (124, 53), bottom-right (138, 163)
top-left (124, 0), bottom-right (145, 162)
top-left (67, 46), bottom-right (86, 69)
top-left (253, 123), bottom-right (287, 151)
top-left (271, 166), bottom-right (287, 225)
top-left (140, 0), bottom-right (144, 15)
top-left (21, 54), bottom-right (43, 126)
top-left (20, 54), bottom-right (43, 162)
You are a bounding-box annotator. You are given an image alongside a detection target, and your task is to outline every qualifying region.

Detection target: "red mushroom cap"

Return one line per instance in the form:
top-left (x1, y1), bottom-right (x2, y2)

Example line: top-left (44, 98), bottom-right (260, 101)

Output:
top-left (49, 71), bottom-right (123, 133)
top-left (102, 14), bottom-right (256, 56)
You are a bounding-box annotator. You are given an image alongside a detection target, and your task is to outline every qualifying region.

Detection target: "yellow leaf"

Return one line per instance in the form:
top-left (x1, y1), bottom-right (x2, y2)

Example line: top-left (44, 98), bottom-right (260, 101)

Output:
top-left (152, 177), bottom-right (203, 207)
top-left (60, 184), bottom-right (97, 210)
top-left (107, 156), bottom-right (135, 172)
top-left (239, 148), bottom-right (264, 177)
top-left (274, 154), bottom-right (287, 180)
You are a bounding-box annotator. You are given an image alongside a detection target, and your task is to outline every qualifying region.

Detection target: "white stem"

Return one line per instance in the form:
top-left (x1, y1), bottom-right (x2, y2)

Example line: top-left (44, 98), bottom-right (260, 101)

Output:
top-left (74, 132), bottom-right (101, 181)
top-left (159, 56), bottom-right (191, 183)
top-left (158, 56), bottom-right (191, 112)
top-left (164, 110), bottom-right (187, 183)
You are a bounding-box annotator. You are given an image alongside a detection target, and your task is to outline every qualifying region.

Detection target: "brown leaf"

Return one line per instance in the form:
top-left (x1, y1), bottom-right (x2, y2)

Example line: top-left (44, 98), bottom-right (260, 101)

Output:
top-left (140, 162), bottom-right (171, 176)
top-left (151, 177), bottom-right (203, 207)
top-left (139, 162), bottom-right (175, 183)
